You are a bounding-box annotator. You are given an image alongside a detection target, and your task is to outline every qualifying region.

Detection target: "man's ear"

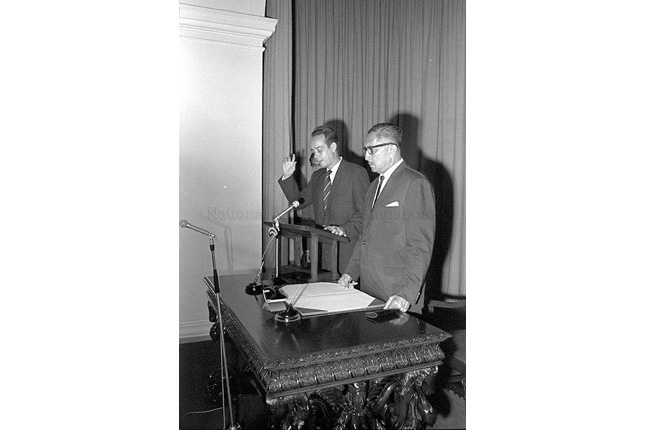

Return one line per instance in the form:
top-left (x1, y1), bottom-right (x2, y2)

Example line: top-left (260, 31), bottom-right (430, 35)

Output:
top-left (330, 142), bottom-right (338, 152)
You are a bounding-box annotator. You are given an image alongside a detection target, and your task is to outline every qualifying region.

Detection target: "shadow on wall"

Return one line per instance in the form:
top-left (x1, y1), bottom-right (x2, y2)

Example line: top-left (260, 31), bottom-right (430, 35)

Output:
top-left (388, 113), bottom-right (456, 307)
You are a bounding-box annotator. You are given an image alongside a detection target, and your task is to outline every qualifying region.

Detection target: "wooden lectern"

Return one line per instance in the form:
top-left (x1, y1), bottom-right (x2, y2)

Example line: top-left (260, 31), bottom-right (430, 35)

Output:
top-left (264, 221), bottom-right (349, 282)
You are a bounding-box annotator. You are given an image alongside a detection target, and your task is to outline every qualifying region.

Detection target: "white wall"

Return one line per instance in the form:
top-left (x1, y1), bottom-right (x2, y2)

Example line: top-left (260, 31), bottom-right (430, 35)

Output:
top-left (179, 0), bottom-right (276, 341)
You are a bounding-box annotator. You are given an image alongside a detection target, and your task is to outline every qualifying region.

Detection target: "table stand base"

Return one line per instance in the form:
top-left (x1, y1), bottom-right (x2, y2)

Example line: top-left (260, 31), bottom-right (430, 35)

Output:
top-left (265, 367), bottom-right (439, 430)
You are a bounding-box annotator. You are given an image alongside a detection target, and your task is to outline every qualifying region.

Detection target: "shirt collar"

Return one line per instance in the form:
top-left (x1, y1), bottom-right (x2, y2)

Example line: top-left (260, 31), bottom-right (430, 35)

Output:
top-left (380, 158), bottom-right (403, 187)
top-left (327, 157), bottom-right (342, 181)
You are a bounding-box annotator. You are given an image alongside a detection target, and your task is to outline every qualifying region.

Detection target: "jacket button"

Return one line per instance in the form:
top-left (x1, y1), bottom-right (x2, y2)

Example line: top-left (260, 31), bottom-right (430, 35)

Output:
top-left (361, 241), bottom-right (366, 245)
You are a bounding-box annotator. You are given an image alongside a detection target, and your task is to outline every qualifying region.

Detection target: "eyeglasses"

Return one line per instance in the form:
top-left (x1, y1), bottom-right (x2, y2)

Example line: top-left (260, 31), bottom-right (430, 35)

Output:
top-left (362, 142), bottom-right (397, 156)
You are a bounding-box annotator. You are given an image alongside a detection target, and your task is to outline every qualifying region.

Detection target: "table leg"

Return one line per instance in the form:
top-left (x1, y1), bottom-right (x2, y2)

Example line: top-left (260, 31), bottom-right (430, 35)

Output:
top-left (310, 234), bottom-right (319, 282)
top-left (369, 366), bottom-right (439, 429)
top-left (329, 241), bottom-right (339, 280)
top-left (207, 301), bottom-right (217, 322)
top-left (266, 393), bottom-right (310, 430)
top-left (312, 383), bottom-right (370, 429)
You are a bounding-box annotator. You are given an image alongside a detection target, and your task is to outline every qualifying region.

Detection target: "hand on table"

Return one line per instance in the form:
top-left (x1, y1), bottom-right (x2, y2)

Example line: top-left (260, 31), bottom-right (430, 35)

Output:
top-left (338, 274), bottom-right (356, 289)
top-left (384, 295), bottom-right (411, 313)
top-left (324, 225), bottom-right (347, 237)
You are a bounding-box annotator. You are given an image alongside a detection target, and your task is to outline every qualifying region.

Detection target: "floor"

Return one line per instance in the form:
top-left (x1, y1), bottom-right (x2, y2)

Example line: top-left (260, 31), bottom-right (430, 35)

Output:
top-left (179, 339), bottom-right (466, 429)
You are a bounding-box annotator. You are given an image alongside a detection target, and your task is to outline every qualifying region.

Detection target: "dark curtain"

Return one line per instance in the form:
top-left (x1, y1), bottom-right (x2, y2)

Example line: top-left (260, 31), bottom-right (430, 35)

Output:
top-left (264, 0), bottom-right (465, 296)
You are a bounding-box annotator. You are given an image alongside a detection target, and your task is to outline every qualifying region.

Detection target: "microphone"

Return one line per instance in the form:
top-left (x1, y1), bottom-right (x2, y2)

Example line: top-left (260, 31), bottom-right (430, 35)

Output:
top-left (274, 199), bottom-right (303, 221)
top-left (246, 244), bottom-right (271, 296)
top-left (245, 221), bottom-right (281, 295)
top-left (245, 199), bottom-right (302, 295)
top-left (179, 220), bottom-right (216, 238)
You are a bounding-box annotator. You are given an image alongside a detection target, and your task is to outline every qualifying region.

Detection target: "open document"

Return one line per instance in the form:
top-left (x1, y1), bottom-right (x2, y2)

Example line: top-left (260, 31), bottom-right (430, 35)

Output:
top-left (271, 282), bottom-right (384, 316)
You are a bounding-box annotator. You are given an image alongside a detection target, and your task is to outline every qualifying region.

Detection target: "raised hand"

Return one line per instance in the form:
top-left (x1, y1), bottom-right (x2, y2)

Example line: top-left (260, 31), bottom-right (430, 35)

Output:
top-left (282, 154), bottom-right (297, 179)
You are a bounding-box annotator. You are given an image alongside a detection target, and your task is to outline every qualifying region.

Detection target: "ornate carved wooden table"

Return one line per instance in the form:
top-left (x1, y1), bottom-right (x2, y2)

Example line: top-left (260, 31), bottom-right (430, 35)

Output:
top-left (206, 273), bottom-right (451, 430)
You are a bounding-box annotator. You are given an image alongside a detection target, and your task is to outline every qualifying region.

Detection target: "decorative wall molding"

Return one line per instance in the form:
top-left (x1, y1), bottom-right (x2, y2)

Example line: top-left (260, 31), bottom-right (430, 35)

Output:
top-left (179, 319), bottom-right (212, 343)
top-left (179, 4), bottom-right (277, 50)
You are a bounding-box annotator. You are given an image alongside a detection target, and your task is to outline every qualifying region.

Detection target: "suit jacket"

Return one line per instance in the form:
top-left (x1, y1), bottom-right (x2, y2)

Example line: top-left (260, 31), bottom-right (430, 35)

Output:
top-left (344, 161), bottom-right (436, 313)
top-left (278, 158), bottom-right (369, 272)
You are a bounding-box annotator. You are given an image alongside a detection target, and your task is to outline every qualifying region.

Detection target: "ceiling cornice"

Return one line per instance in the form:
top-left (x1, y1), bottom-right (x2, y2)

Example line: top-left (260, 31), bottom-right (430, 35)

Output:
top-left (179, 4), bottom-right (278, 51)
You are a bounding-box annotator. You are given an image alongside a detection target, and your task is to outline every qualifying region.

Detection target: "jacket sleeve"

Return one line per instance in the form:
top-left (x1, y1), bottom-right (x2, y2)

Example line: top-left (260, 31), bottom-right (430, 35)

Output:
top-left (277, 174), bottom-right (314, 210)
top-left (343, 231), bottom-right (362, 281)
top-left (392, 178), bottom-right (436, 304)
top-left (340, 167), bottom-right (370, 240)
top-left (342, 177), bottom-right (373, 281)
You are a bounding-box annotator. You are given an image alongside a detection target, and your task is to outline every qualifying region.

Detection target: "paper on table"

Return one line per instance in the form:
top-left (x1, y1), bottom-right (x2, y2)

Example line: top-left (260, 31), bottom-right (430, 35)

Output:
top-left (279, 282), bottom-right (380, 313)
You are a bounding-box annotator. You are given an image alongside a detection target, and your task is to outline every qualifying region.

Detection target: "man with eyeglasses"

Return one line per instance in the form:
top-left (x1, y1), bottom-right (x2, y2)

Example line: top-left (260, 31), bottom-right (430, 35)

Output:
top-left (338, 123), bottom-right (436, 314)
top-left (278, 125), bottom-right (370, 273)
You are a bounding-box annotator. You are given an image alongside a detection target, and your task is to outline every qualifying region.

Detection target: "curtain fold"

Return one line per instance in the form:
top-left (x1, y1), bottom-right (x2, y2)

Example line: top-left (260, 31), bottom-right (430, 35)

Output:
top-left (262, 0), bottom-right (293, 272)
top-left (264, 0), bottom-right (465, 296)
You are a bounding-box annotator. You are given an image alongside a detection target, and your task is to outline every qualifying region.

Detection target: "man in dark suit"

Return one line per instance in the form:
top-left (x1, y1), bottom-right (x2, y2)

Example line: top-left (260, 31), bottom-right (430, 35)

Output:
top-left (278, 125), bottom-right (370, 273)
top-left (338, 123), bottom-right (436, 313)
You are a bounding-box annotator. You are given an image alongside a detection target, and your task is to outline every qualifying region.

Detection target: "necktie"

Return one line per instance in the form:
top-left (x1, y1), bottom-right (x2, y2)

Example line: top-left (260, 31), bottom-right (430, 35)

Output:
top-left (323, 169), bottom-right (332, 213)
top-left (372, 175), bottom-right (384, 208)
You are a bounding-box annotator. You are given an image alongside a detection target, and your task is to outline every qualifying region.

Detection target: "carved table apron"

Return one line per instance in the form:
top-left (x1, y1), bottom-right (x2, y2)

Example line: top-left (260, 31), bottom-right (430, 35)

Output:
top-left (206, 273), bottom-right (451, 430)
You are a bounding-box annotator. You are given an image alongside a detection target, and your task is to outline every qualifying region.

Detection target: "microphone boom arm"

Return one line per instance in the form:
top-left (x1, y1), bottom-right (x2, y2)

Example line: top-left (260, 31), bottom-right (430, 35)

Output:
top-left (273, 200), bottom-right (301, 232)
top-left (179, 220), bottom-right (216, 239)
top-left (179, 219), bottom-right (237, 428)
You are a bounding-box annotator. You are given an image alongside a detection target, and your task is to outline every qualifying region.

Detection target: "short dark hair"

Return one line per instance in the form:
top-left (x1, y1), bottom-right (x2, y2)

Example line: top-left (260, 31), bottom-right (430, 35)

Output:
top-left (311, 125), bottom-right (338, 147)
top-left (367, 123), bottom-right (403, 145)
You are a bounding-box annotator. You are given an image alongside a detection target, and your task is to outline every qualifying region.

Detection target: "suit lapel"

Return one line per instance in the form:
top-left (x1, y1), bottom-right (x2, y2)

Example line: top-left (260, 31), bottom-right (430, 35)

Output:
top-left (328, 159), bottom-right (345, 205)
top-left (366, 179), bottom-right (378, 214)
top-left (320, 159), bottom-right (343, 224)
top-left (362, 161), bottom-right (407, 235)
top-left (363, 177), bottom-right (380, 233)
top-left (373, 161), bottom-right (406, 209)
top-left (310, 169), bottom-right (325, 218)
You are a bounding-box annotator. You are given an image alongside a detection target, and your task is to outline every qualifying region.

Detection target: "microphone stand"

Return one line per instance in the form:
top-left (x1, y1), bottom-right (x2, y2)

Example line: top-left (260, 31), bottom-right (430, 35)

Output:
top-left (270, 214), bottom-right (303, 325)
top-left (180, 221), bottom-right (238, 430)
top-left (207, 235), bottom-right (238, 430)
top-left (245, 225), bottom-right (279, 295)
top-left (273, 279), bottom-right (304, 325)
top-left (273, 218), bottom-right (280, 279)
top-left (269, 200), bottom-right (300, 281)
